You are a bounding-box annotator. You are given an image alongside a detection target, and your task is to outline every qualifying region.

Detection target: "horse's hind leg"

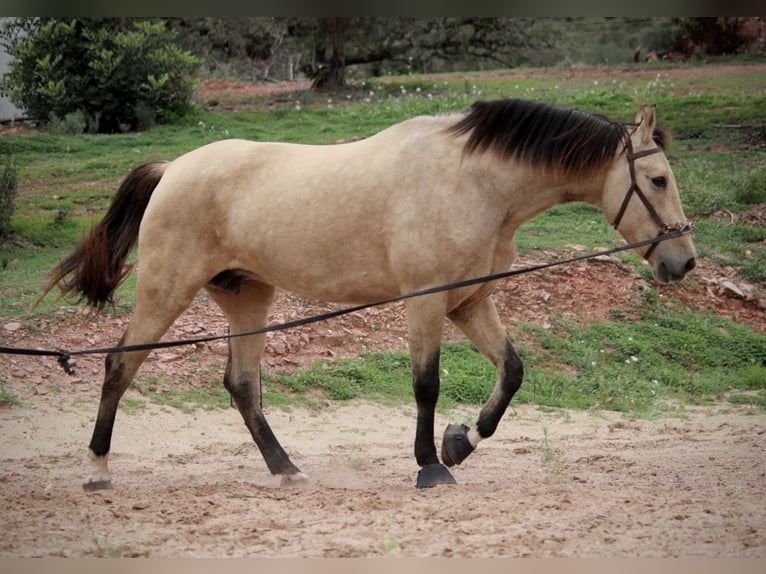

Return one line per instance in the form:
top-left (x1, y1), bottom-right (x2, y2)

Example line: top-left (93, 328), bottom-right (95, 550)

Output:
top-left (205, 280), bottom-right (306, 485)
top-left (85, 295), bottom-right (196, 491)
top-left (442, 296), bottom-right (523, 467)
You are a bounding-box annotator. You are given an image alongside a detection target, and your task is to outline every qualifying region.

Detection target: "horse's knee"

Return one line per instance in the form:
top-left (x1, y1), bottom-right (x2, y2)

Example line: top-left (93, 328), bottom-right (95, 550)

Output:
top-left (103, 351), bottom-right (128, 390)
top-left (503, 341), bottom-right (524, 394)
top-left (223, 368), bottom-right (259, 410)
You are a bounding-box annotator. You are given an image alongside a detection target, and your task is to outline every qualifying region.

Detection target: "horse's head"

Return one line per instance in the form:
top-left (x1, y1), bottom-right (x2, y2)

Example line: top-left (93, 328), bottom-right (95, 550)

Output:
top-left (601, 105), bottom-right (696, 283)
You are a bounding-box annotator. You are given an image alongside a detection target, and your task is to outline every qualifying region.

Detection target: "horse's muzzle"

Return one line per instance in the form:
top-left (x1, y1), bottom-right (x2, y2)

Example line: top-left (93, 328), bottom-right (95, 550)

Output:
top-left (654, 255), bottom-right (696, 283)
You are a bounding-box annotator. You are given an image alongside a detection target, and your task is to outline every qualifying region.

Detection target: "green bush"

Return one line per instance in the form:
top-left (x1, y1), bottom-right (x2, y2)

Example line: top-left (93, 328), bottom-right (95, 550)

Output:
top-left (0, 18), bottom-right (200, 133)
top-left (0, 156), bottom-right (18, 240)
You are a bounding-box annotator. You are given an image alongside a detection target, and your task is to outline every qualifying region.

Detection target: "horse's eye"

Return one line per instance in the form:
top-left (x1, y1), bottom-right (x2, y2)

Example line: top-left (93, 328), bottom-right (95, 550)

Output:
top-left (651, 176), bottom-right (667, 190)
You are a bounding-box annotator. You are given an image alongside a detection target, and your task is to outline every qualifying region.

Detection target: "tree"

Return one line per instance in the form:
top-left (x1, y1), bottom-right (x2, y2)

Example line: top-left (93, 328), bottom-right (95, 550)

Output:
top-left (310, 17), bottom-right (348, 89)
top-left (0, 18), bottom-right (200, 132)
top-left (670, 17), bottom-right (765, 57)
top-left (301, 18), bottom-right (563, 90)
top-left (167, 17), bottom-right (294, 80)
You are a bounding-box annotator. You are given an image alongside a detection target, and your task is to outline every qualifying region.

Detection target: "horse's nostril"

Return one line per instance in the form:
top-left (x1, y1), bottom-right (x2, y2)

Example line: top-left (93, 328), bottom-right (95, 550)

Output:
top-left (685, 257), bottom-right (697, 273)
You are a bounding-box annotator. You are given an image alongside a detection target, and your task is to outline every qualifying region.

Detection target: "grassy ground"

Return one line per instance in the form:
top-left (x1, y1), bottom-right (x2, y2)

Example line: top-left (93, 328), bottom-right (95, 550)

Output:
top-left (1, 60), bottom-right (765, 416)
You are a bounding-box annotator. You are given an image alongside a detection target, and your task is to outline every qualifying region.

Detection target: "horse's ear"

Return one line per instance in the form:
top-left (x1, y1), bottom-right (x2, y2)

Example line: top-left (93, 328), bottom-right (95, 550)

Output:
top-left (634, 104), bottom-right (657, 146)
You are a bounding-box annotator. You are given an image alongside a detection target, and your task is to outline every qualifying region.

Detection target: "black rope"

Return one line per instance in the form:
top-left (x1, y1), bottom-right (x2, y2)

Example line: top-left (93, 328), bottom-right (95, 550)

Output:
top-left (0, 227), bottom-right (690, 374)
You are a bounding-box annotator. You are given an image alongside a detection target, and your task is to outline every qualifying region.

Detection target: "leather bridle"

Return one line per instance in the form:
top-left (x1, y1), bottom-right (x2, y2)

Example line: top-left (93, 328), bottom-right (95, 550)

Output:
top-left (611, 129), bottom-right (693, 260)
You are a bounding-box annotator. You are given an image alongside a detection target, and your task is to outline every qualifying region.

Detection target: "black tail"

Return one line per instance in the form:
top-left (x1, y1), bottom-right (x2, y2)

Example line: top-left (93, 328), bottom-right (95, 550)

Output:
top-left (41, 161), bottom-right (168, 309)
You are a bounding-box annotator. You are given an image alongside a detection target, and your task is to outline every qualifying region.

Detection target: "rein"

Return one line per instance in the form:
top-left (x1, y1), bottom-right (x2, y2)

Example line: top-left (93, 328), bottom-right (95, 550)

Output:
top-left (611, 130), bottom-right (693, 260)
top-left (1, 226), bottom-right (691, 374)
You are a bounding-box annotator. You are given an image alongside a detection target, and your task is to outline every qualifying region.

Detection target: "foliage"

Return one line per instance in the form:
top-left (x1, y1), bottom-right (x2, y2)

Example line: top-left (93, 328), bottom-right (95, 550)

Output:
top-left (671, 17), bottom-right (766, 56)
top-left (167, 17), bottom-right (293, 80)
top-left (0, 155), bottom-right (18, 240)
top-left (166, 17), bottom-right (693, 83)
top-left (0, 18), bottom-right (200, 133)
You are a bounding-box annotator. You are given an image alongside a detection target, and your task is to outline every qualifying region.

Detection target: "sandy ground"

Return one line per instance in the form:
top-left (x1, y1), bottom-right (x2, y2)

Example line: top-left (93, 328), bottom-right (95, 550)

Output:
top-left (0, 384), bottom-right (764, 557)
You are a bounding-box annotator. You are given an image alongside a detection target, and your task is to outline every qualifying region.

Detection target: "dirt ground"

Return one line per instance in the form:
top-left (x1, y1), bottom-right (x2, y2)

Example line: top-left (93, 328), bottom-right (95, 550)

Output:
top-left (1, 248), bottom-right (764, 558)
top-left (2, 65), bottom-right (766, 557)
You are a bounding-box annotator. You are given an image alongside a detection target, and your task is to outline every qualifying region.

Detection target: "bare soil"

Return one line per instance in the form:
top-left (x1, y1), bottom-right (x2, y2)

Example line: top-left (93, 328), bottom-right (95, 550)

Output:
top-left (2, 67), bottom-right (766, 557)
top-left (1, 250), bottom-right (764, 558)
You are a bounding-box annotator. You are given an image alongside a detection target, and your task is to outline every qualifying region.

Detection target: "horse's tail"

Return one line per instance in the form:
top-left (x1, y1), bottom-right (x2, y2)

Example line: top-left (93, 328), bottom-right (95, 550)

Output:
top-left (40, 161), bottom-right (169, 310)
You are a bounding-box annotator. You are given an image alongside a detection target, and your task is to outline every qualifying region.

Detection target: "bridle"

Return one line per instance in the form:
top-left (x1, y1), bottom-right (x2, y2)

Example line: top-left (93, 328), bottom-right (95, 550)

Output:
top-left (611, 127), bottom-right (693, 260)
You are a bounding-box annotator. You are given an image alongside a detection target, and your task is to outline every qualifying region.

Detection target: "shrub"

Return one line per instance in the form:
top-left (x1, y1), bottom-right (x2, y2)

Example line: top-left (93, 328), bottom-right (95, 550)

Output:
top-left (0, 155), bottom-right (18, 240)
top-left (47, 110), bottom-right (88, 135)
top-left (0, 18), bottom-right (200, 133)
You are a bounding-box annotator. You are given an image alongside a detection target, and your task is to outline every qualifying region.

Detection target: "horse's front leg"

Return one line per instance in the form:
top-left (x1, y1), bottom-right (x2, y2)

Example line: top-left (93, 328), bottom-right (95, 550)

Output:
top-left (443, 296), bottom-right (523, 467)
top-left (406, 295), bottom-right (457, 488)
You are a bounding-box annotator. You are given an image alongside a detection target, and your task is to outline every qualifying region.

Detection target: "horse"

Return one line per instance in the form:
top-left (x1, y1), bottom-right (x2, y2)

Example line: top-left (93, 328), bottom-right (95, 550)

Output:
top-left (42, 98), bottom-right (696, 490)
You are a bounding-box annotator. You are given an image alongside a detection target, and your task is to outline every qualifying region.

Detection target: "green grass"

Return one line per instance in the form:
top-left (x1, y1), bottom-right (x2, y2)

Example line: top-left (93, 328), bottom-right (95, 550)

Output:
top-left (0, 381), bottom-right (23, 407)
top-left (726, 391), bottom-right (766, 411)
top-left (1, 59), bottom-right (764, 417)
top-left (259, 307), bottom-right (765, 416)
top-left (130, 372), bottom-right (231, 414)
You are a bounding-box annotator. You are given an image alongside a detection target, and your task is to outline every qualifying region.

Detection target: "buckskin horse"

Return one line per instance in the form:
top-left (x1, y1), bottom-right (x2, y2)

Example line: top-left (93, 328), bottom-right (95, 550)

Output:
top-left (42, 98), bottom-right (696, 490)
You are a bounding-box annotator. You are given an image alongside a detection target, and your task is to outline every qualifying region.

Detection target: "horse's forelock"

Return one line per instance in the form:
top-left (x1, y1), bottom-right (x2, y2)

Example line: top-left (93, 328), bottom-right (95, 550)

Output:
top-left (653, 127), bottom-right (672, 149)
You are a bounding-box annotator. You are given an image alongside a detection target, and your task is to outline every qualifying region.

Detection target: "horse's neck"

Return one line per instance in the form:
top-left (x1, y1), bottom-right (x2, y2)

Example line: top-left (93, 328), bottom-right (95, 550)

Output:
top-left (477, 158), bottom-right (606, 228)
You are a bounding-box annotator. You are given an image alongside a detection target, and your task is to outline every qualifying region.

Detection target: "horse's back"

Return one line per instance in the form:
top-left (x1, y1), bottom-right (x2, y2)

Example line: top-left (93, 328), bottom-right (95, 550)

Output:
top-left (134, 114), bottom-right (504, 304)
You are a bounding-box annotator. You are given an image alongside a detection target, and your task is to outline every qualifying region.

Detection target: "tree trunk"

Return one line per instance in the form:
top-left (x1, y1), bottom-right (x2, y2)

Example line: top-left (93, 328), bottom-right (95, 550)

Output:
top-left (312, 17), bottom-right (346, 90)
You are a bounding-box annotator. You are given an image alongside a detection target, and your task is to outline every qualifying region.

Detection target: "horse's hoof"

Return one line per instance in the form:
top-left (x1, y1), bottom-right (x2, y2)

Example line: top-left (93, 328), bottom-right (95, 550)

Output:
top-left (441, 423), bottom-right (475, 467)
top-left (280, 472), bottom-right (309, 487)
top-left (83, 478), bottom-right (113, 492)
top-left (416, 463), bottom-right (457, 488)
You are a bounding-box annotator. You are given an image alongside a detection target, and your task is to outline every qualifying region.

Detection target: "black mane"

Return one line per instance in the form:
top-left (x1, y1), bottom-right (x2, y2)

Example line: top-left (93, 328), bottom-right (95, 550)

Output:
top-left (446, 98), bottom-right (668, 176)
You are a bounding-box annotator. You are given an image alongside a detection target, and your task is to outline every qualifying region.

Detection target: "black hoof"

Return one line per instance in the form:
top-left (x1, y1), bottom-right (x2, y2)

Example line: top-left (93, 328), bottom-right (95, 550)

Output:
top-left (416, 463), bottom-right (457, 488)
top-left (82, 479), bottom-right (112, 492)
top-left (441, 423), bottom-right (475, 467)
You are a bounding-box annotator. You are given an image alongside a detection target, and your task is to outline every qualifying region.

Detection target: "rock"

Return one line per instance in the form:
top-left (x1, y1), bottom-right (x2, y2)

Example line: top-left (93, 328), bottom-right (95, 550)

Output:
top-left (270, 340), bottom-right (288, 356)
top-left (720, 281), bottom-right (745, 299)
top-left (209, 342), bottom-right (229, 357)
top-left (3, 322), bottom-right (21, 332)
top-left (155, 352), bottom-right (181, 363)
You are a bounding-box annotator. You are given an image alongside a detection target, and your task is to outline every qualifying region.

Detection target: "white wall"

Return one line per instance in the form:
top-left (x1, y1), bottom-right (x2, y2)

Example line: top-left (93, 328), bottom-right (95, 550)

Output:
top-left (0, 17), bottom-right (26, 121)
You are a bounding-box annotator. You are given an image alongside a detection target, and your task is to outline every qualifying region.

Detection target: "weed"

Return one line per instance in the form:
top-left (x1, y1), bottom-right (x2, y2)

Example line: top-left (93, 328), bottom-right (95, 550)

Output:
top-left (540, 425), bottom-right (565, 475)
top-left (384, 536), bottom-right (402, 556)
top-left (726, 391), bottom-right (766, 412)
top-left (118, 396), bottom-right (146, 414)
top-left (0, 155), bottom-right (18, 240)
top-left (0, 381), bottom-right (22, 407)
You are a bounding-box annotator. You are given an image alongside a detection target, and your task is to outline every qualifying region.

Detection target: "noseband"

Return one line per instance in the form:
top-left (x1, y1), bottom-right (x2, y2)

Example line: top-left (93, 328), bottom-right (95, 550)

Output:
top-left (611, 131), bottom-right (693, 260)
